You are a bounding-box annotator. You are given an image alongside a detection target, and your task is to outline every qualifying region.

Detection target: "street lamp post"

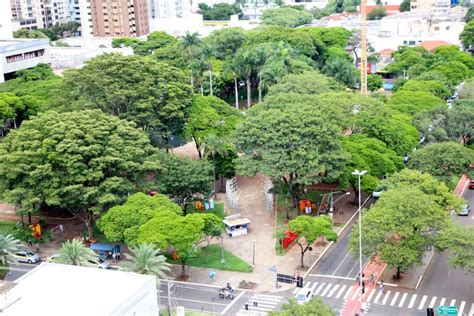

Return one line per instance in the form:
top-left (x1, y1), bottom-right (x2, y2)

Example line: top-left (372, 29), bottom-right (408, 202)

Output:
top-left (351, 169), bottom-right (367, 313)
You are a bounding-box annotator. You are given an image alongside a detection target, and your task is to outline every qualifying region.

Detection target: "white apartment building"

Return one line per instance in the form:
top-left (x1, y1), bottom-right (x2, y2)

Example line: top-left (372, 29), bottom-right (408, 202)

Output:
top-left (0, 0), bottom-right (14, 40)
top-left (68, 0), bottom-right (81, 22)
top-left (10, 0), bottom-right (72, 31)
top-left (148, 0), bottom-right (193, 19)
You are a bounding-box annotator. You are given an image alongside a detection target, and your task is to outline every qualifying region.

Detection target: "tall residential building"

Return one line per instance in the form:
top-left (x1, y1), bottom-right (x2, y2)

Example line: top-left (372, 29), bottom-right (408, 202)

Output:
top-left (148, 0), bottom-right (192, 19)
top-left (68, 0), bottom-right (81, 22)
top-left (10, 0), bottom-right (72, 30)
top-left (80, 0), bottom-right (149, 37)
top-left (0, 0), bottom-right (14, 39)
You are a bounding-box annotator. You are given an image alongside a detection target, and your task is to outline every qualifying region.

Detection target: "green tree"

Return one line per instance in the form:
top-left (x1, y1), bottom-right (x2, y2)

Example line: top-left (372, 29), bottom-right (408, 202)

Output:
top-left (205, 28), bottom-right (247, 58)
top-left (270, 297), bottom-right (335, 316)
top-left (212, 144), bottom-right (238, 191)
top-left (436, 225), bottom-right (474, 272)
top-left (301, 26), bottom-right (351, 48)
top-left (367, 74), bottom-right (383, 92)
top-left (13, 29), bottom-right (48, 39)
top-left (367, 6), bottom-right (387, 20)
top-left (180, 32), bottom-right (204, 91)
top-left (384, 46), bottom-right (428, 75)
top-left (384, 169), bottom-right (462, 211)
top-left (0, 110), bottom-right (158, 238)
top-left (133, 31), bottom-right (178, 56)
top-left (198, 2), bottom-right (241, 20)
top-left (235, 93), bottom-right (345, 206)
top-left (388, 90), bottom-right (445, 116)
top-left (408, 142), bottom-right (474, 184)
top-left (55, 239), bottom-right (98, 266)
top-left (121, 243), bottom-right (172, 280)
top-left (267, 71), bottom-right (342, 96)
top-left (323, 58), bottom-right (357, 87)
top-left (154, 153), bottom-right (213, 215)
top-left (349, 188), bottom-right (449, 279)
top-left (0, 92), bottom-right (43, 134)
top-left (460, 21), bottom-right (474, 51)
top-left (61, 54), bottom-right (192, 148)
top-left (0, 233), bottom-right (20, 265)
top-left (262, 7), bottom-right (314, 28)
top-left (201, 134), bottom-right (229, 195)
top-left (432, 61), bottom-right (470, 87)
top-left (398, 80), bottom-right (450, 99)
top-left (111, 37), bottom-right (140, 48)
top-left (96, 193), bottom-right (182, 245)
top-left (400, 0), bottom-right (410, 11)
top-left (234, 48), bottom-right (254, 108)
top-left (288, 215), bottom-right (337, 267)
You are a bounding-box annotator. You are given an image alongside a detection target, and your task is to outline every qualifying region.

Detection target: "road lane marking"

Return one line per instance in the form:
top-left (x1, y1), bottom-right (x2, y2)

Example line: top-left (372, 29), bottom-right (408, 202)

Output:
top-left (308, 274), bottom-right (355, 281)
top-left (374, 291), bottom-right (383, 304)
top-left (332, 252), bottom-right (351, 276)
top-left (408, 294), bottom-right (417, 309)
top-left (450, 299), bottom-right (456, 307)
top-left (314, 282), bottom-right (326, 295)
top-left (382, 291), bottom-right (391, 305)
top-left (158, 295), bottom-right (227, 306)
top-left (292, 287), bottom-right (299, 294)
top-left (390, 291), bottom-right (399, 306)
top-left (366, 289), bottom-right (376, 303)
top-left (305, 281), bottom-right (312, 288)
top-left (429, 296), bottom-right (437, 308)
top-left (351, 288), bottom-right (360, 301)
top-left (458, 301), bottom-right (465, 315)
top-left (418, 295), bottom-right (428, 310)
top-left (439, 297), bottom-right (446, 307)
top-left (336, 285), bottom-right (346, 298)
top-left (343, 286), bottom-right (353, 300)
top-left (310, 282), bottom-right (319, 292)
top-left (321, 284), bottom-right (332, 297)
top-left (467, 302), bottom-right (474, 316)
top-left (398, 293), bottom-right (408, 308)
top-left (327, 284), bottom-right (339, 298)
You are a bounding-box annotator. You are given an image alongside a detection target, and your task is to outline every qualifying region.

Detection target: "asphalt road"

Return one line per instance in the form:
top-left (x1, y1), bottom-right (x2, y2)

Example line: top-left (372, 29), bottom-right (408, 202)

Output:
top-left (4, 261), bottom-right (39, 281)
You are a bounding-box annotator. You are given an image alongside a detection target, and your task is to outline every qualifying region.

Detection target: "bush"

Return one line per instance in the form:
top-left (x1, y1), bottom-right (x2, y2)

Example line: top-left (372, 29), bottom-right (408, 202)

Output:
top-left (368, 6), bottom-right (387, 20)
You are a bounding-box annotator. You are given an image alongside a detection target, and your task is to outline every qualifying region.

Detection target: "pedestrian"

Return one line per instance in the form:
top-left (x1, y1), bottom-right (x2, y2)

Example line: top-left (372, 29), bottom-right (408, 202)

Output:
top-left (369, 273), bottom-right (375, 284)
top-left (361, 281), bottom-right (365, 294)
top-left (27, 238), bottom-right (32, 247)
top-left (379, 282), bottom-right (384, 294)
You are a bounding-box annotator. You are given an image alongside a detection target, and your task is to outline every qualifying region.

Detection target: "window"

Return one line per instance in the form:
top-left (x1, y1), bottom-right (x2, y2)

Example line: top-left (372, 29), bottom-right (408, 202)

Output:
top-left (434, 26), bottom-right (439, 31)
top-left (446, 26), bottom-right (450, 30)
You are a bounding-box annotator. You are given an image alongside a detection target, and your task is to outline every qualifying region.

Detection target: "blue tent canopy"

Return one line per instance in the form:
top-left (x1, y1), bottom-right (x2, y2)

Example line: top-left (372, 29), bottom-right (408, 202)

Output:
top-left (90, 243), bottom-right (121, 254)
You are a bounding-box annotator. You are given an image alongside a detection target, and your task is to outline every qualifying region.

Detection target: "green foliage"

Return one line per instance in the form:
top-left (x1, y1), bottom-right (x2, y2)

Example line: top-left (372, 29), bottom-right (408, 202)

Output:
top-left (289, 215), bottom-right (337, 267)
top-left (0, 92), bottom-right (44, 134)
top-left (133, 32), bottom-right (178, 56)
top-left (413, 105), bottom-right (474, 145)
top-left (465, 6), bottom-right (474, 22)
top-left (323, 58), bottom-right (357, 87)
top-left (16, 64), bottom-right (55, 81)
top-left (301, 26), bottom-right (351, 48)
top-left (408, 142), bottom-right (474, 183)
top-left (153, 43), bottom-right (187, 68)
top-left (385, 169), bottom-right (463, 211)
top-left (121, 243), bottom-right (171, 279)
top-left (270, 297), bottom-right (335, 316)
top-left (61, 53), bottom-right (192, 147)
top-left (205, 27), bottom-right (247, 58)
top-left (267, 71), bottom-right (342, 96)
top-left (349, 188), bottom-right (449, 274)
top-left (55, 239), bottom-right (99, 266)
top-left (460, 79), bottom-right (474, 99)
top-left (400, 0), bottom-right (410, 11)
top-left (367, 74), bottom-right (383, 91)
top-left (436, 225), bottom-right (474, 272)
top-left (367, 6), bottom-right (387, 20)
top-left (432, 61), bottom-right (470, 87)
top-left (459, 20), bottom-right (474, 48)
top-left (111, 37), bottom-right (140, 48)
top-left (235, 93), bottom-right (345, 204)
top-left (0, 110), bottom-right (158, 236)
top-left (262, 6), bottom-right (314, 28)
top-left (13, 29), bottom-right (48, 39)
top-left (97, 193), bottom-right (181, 244)
top-left (213, 144), bottom-right (238, 181)
top-left (399, 80), bottom-right (450, 98)
top-left (198, 2), bottom-right (241, 20)
top-left (389, 90), bottom-right (445, 116)
top-left (0, 233), bottom-right (21, 265)
top-left (383, 46), bottom-right (428, 75)
top-left (340, 134), bottom-right (403, 192)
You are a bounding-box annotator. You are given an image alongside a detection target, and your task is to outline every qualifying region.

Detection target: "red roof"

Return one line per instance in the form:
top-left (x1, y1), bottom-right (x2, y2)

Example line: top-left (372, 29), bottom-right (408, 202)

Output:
top-left (365, 5), bottom-right (400, 14)
top-left (378, 48), bottom-right (394, 58)
top-left (418, 40), bottom-right (452, 52)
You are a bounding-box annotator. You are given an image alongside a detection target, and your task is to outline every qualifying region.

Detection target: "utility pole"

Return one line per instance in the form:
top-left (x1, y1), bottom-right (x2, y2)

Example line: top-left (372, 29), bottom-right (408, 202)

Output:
top-left (360, 0), bottom-right (368, 95)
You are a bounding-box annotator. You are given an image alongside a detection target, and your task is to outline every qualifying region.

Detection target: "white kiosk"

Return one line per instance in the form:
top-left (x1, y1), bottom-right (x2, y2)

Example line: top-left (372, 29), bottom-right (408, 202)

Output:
top-left (223, 215), bottom-right (251, 238)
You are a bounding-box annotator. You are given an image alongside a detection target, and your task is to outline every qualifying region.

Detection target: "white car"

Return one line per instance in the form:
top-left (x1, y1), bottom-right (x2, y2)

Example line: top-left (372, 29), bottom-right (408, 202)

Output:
top-left (372, 187), bottom-right (386, 198)
top-left (295, 287), bottom-right (313, 305)
top-left (13, 250), bottom-right (40, 264)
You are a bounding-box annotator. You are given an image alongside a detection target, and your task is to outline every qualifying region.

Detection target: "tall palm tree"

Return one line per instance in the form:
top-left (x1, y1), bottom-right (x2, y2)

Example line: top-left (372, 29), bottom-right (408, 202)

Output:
top-left (202, 134), bottom-right (228, 196)
top-left (55, 239), bottom-right (98, 266)
top-left (200, 43), bottom-right (215, 96)
top-left (252, 47), bottom-right (268, 103)
top-left (223, 57), bottom-right (240, 109)
top-left (0, 233), bottom-right (20, 265)
top-left (258, 61), bottom-right (287, 97)
top-left (190, 58), bottom-right (207, 96)
top-left (323, 58), bottom-right (356, 87)
top-left (179, 32), bottom-right (203, 92)
top-left (234, 49), bottom-right (254, 108)
top-left (121, 243), bottom-right (171, 281)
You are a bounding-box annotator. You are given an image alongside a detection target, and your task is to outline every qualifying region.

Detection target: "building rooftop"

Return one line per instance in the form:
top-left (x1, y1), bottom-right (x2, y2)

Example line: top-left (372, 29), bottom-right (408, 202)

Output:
top-left (418, 40), bottom-right (452, 51)
top-left (0, 39), bottom-right (49, 53)
top-left (366, 4), bottom-right (401, 14)
top-left (3, 262), bottom-right (156, 316)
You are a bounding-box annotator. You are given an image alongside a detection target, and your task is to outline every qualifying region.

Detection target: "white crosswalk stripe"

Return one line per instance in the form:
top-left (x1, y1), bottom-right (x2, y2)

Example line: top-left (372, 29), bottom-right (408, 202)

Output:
top-left (366, 289), bottom-right (376, 303)
top-left (418, 295), bottom-right (428, 310)
top-left (321, 284), bottom-right (332, 297)
top-left (351, 288), bottom-right (360, 301)
top-left (451, 299), bottom-right (456, 307)
top-left (292, 287), bottom-right (298, 295)
top-left (314, 282), bottom-right (326, 296)
top-left (327, 284), bottom-right (339, 298)
top-left (382, 291), bottom-right (391, 305)
top-left (374, 290), bottom-right (383, 304)
top-left (407, 294), bottom-right (417, 309)
top-left (468, 302), bottom-right (474, 316)
top-left (390, 291), bottom-right (400, 306)
top-left (439, 297), bottom-right (446, 307)
top-left (343, 286), bottom-right (353, 300)
top-left (398, 293), bottom-right (408, 308)
top-left (310, 282), bottom-right (319, 293)
top-left (237, 294), bottom-right (283, 315)
top-left (429, 296), bottom-right (437, 308)
top-left (336, 285), bottom-right (347, 299)
top-left (458, 301), bottom-right (466, 316)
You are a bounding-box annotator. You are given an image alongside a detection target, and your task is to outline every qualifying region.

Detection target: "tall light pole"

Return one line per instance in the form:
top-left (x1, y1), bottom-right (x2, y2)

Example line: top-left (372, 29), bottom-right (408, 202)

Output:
top-left (352, 169), bottom-right (367, 312)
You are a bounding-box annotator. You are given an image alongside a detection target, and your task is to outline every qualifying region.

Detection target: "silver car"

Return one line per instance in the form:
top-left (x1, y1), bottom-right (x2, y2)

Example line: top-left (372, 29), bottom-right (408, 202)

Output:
top-left (458, 205), bottom-right (471, 216)
top-left (14, 250), bottom-right (40, 264)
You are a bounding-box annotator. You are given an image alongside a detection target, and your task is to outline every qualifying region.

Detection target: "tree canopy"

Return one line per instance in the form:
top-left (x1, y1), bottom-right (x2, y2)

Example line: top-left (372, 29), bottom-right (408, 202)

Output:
top-left (96, 192), bottom-right (182, 244)
top-left (0, 110), bottom-right (158, 238)
top-left (198, 2), bottom-right (242, 20)
top-left (267, 71), bottom-right (342, 96)
top-left (61, 53), bottom-right (192, 148)
top-left (388, 90), bottom-right (445, 116)
top-left (270, 297), bottom-right (335, 316)
top-left (262, 6), bottom-right (314, 28)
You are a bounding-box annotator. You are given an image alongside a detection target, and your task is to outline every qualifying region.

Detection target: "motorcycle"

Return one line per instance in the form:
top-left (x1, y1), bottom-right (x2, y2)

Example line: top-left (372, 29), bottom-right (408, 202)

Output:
top-left (218, 288), bottom-right (235, 300)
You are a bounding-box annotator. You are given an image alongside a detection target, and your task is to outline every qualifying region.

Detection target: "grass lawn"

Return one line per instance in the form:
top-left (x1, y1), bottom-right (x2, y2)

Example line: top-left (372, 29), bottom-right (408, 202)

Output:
top-left (187, 202), bottom-right (225, 219)
top-left (0, 221), bottom-right (19, 235)
top-left (169, 244), bottom-right (251, 273)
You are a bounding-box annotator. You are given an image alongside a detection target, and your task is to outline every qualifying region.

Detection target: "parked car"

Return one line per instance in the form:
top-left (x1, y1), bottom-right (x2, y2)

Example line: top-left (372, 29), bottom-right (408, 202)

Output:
top-left (88, 258), bottom-right (111, 269)
top-left (295, 287), bottom-right (313, 305)
top-left (372, 187), bottom-right (386, 198)
top-left (469, 180), bottom-right (474, 189)
top-left (13, 250), bottom-right (40, 264)
top-left (458, 204), bottom-right (471, 216)
top-left (46, 253), bottom-right (59, 262)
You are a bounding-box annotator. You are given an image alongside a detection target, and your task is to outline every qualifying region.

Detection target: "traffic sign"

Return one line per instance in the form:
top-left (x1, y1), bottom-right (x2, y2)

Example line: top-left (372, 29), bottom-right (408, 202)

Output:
top-left (438, 306), bottom-right (458, 315)
top-left (276, 273), bottom-right (294, 284)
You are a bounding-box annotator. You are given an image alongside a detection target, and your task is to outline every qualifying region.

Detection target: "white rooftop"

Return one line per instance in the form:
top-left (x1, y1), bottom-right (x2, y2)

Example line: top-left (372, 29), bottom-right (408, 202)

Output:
top-left (3, 262), bottom-right (158, 316)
